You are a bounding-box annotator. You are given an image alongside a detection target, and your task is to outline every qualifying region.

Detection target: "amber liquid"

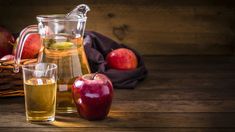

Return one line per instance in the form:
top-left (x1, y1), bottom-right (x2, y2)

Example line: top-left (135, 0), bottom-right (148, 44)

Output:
top-left (42, 34), bottom-right (90, 113)
top-left (24, 78), bottom-right (57, 122)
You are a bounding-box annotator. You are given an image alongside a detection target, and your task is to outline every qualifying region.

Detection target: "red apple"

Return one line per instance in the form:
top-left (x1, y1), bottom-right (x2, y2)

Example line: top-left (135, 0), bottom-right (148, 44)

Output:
top-left (106, 48), bottom-right (138, 70)
top-left (13, 34), bottom-right (41, 59)
top-left (0, 27), bottom-right (15, 58)
top-left (72, 73), bottom-right (113, 120)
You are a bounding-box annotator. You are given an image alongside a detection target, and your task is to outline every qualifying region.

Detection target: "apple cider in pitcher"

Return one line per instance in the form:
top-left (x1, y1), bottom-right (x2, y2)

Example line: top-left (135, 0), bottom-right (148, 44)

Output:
top-left (42, 34), bottom-right (90, 113)
top-left (13, 5), bottom-right (91, 114)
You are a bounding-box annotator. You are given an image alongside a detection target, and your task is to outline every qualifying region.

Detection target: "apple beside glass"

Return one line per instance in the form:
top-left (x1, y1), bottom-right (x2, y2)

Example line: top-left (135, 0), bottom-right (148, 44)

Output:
top-left (72, 73), bottom-right (113, 120)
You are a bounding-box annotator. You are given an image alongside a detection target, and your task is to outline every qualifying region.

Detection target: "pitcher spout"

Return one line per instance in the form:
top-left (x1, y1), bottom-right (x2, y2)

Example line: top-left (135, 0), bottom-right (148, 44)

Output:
top-left (66, 4), bottom-right (90, 19)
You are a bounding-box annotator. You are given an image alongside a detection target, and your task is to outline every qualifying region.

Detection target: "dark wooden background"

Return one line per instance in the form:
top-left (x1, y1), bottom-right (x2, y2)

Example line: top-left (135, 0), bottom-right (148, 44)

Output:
top-left (1, 1), bottom-right (235, 131)
top-left (0, 0), bottom-right (235, 55)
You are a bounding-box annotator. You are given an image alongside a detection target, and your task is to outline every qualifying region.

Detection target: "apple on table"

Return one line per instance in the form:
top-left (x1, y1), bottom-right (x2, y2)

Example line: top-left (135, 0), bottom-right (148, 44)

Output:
top-left (72, 73), bottom-right (113, 120)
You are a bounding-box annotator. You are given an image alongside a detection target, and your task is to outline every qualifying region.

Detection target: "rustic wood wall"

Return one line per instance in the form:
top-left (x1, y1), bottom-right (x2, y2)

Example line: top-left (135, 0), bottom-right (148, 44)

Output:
top-left (0, 0), bottom-right (234, 55)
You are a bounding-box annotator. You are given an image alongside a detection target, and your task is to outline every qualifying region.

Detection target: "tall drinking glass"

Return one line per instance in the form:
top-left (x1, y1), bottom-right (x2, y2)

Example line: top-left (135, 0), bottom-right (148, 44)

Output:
top-left (22, 63), bottom-right (57, 122)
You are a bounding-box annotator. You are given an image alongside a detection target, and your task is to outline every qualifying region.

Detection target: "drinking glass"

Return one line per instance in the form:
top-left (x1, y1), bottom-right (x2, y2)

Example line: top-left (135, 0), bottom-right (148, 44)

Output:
top-left (22, 63), bottom-right (57, 122)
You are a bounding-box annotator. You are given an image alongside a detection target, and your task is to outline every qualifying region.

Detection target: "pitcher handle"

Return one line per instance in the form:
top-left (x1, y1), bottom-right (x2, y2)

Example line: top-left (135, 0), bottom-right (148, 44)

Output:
top-left (13, 25), bottom-right (38, 73)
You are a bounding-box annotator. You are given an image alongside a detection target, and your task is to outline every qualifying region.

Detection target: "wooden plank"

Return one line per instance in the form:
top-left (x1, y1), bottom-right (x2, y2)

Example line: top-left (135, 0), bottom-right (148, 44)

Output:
top-left (146, 69), bottom-right (235, 79)
top-left (143, 72), bottom-right (235, 90)
top-left (2, 128), bottom-right (235, 132)
top-left (0, 56), bottom-right (235, 130)
top-left (0, 111), bottom-right (235, 128)
top-left (137, 77), bottom-right (235, 90)
top-left (1, 5), bottom-right (234, 31)
top-left (1, 128), bottom-right (235, 132)
top-left (144, 55), bottom-right (235, 64)
top-left (0, 2), bottom-right (234, 55)
top-left (113, 87), bottom-right (235, 100)
top-left (0, 0), bottom-right (234, 6)
top-left (0, 128), bottom-right (161, 132)
top-left (117, 89), bottom-right (235, 100)
top-left (2, 98), bottom-right (235, 112)
top-left (112, 100), bottom-right (235, 112)
top-left (146, 63), bottom-right (235, 71)
top-left (146, 64), bottom-right (235, 72)
top-left (2, 6), bottom-right (233, 40)
top-left (135, 56), bottom-right (235, 90)
top-left (144, 56), bottom-right (235, 69)
top-left (1, 6), bottom-right (234, 32)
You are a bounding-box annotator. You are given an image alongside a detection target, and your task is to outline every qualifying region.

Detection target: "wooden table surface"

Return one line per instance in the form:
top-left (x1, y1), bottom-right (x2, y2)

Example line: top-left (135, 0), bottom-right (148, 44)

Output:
top-left (1, 56), bottom-right (235, 131)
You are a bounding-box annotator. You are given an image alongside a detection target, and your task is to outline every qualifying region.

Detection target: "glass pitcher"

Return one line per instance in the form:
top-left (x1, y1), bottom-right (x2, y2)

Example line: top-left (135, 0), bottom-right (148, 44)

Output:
top-left (14, 4), bottom-right (91, 113)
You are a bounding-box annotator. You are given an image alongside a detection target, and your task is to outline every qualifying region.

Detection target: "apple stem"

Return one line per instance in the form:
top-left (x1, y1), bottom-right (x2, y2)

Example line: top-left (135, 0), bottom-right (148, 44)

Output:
top-left (92, 72), bottom-right (98, 80)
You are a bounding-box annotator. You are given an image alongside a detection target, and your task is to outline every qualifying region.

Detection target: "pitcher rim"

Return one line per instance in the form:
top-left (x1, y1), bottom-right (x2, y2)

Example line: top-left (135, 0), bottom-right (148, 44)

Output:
top-left (36, 14), bottom-right (87, 22)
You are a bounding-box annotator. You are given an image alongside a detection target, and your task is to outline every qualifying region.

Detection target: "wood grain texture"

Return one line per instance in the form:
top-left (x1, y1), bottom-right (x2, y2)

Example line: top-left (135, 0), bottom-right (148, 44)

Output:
top-left (0, 105), bottom-right (235, 128)
top-left (1, 56), bottom-right (235, 131)
top-left (1, 128), bottom-right (235, 132)
top-left (0, 0), bottom-right (235, 55)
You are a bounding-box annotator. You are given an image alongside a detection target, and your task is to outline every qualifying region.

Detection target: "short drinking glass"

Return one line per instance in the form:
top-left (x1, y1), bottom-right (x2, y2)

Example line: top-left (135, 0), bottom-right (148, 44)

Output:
top-left (22, 63), bottom-right (57, 122)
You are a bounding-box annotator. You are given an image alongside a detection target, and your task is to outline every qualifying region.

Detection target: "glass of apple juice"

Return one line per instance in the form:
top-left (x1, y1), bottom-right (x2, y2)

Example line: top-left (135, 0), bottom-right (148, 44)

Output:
top-left (22, 63), bottom-right (57, 122)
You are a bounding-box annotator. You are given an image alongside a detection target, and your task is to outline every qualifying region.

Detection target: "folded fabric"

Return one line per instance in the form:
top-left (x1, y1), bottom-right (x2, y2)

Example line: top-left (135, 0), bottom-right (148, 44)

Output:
top-left (83, 31), bottom-right (148, 89)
